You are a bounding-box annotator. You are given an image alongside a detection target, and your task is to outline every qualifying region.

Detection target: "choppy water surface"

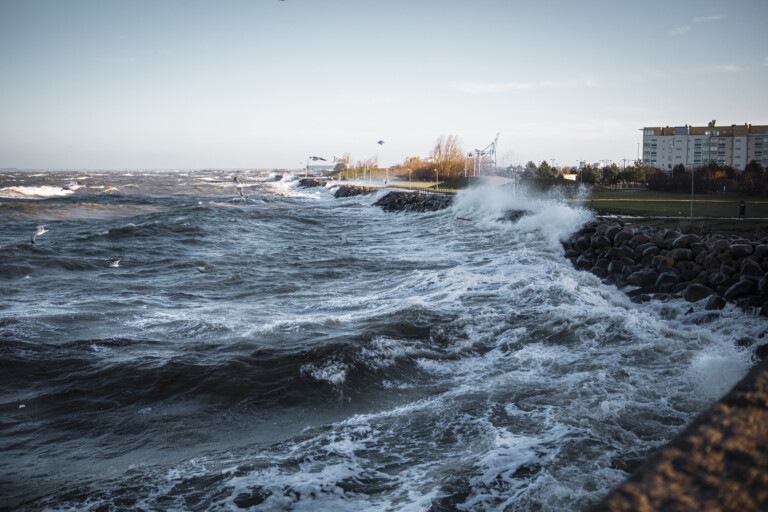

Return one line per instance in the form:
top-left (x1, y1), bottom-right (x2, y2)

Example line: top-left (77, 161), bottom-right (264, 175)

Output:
top-left (0, 170), bottom-right (761, 511)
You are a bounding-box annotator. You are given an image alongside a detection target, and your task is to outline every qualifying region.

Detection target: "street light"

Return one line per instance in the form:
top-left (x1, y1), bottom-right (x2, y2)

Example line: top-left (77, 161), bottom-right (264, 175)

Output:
top-left (690, 166), bottom-right (695, 217)
top-left (377, 140), bottom-right (387, 185)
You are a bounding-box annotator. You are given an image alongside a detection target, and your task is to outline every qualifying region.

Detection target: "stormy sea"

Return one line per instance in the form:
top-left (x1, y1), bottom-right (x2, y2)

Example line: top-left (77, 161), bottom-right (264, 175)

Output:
top-left (0, 170), bottom-right (761, 511)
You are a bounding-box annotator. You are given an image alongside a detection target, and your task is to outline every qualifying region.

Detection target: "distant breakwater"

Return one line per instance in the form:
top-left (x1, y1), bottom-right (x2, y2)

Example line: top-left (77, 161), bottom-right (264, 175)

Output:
top-left (297, 179), bottom-right (453, 213)
top-left (563, 218), bottom-right (768, 322)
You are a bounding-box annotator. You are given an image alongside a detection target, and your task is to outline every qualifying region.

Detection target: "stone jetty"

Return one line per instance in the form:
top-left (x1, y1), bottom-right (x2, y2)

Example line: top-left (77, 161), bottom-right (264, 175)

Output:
top-left (297, 178), bottom-right (327, 188)
top-left (334, 185), bottom-right (378, 198)
top-left (592, 358), bottom-right (768, 512)
top-left (373, 191), bottom-right (453, 213)
top-left (563, 218), bottom-right (768, 315)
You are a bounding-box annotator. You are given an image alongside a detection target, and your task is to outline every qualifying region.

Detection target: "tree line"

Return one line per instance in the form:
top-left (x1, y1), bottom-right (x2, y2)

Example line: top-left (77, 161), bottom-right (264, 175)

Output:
top-left (519, 160), bottom-right (768, 196)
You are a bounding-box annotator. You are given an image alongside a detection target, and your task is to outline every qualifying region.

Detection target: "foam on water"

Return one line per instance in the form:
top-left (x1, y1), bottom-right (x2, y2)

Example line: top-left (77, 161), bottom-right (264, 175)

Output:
top-left (3, 171), bottom-right (764, 511)
top-left (0, 185), bottom-right (75, 199)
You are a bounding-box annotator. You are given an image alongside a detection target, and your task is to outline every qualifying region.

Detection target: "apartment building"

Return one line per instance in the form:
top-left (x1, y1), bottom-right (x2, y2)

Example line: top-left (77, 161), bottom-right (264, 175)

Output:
top-left (641, 122), bottom-right (768, 171)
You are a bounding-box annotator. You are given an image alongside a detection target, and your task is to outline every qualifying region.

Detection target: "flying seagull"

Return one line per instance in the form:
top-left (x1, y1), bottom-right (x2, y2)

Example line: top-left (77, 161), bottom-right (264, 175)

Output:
top-left (31, 225), bottom-right (48, 245)
top-left (108, 259), bottom-right (120, 268)
top-left (377, 140), bottom-right (385, 145)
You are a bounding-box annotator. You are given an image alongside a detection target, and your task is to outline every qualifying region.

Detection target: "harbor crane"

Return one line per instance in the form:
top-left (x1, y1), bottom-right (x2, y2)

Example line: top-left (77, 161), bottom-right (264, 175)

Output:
top-left (473, 133), bottom-right (499, 177)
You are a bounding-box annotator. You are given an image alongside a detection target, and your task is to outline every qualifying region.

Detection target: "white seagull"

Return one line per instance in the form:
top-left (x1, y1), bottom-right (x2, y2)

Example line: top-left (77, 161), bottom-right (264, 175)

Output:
top-left (108, 259), bottom-right (120, 268)
top-left (31, 225), bottom-right (48, 245)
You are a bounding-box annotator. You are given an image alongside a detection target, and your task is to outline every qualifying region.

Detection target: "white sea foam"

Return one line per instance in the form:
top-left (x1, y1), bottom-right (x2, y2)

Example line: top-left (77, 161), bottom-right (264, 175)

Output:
top-left (686, 348), bottom-right (753, 401)
top-left (0, 185), bottom-right (74, 199)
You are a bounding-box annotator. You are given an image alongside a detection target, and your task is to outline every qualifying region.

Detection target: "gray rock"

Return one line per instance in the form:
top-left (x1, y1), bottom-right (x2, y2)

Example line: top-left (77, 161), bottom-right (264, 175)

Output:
top-left (667, 248), bottom-right (694, 261)
top-left (672, 234), bottom-right (701, 249)
top-left (591, 235), bottom-right (611, 249)
top-left (724, 279), bottom-right (757, 301)
top-left (655, 271), bottom-right (681, 289)
top-left (627, 269), bottom-right (659, 287)
top-left (605, 226), bottom-right (622, 240)
top-left (575, 255), bottom-right (593, 270)
top-left (630, 234), bottom-right (652, 249)
top-left (729, 244), bottom-right (754, 258)
top-left (708, 238), bottom-right (731, 254)
top-left (610, 246), bottom-right (636, 261)
top-left (613, 231), bottom-right (634, 247)
top-left (607, 260), bottom-right (624, 275)
top-left (642, 245), bottom-right (661, 258)
top-left (684, 283), bottom-right (713, 302)
top-left (705, 295), bottom-right (726, 310)
top-left (740, 259), bottom-right (764, 278)
top-left (759, 275), bottom-right (768, 296)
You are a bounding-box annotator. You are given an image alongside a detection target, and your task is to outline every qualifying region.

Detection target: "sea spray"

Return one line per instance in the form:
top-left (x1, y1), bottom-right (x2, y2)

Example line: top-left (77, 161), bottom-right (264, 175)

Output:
top-left (0, 169), bottom-right (761, 511)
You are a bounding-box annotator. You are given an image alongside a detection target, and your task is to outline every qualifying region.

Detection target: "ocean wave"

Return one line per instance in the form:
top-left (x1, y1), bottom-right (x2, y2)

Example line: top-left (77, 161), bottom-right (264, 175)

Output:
top-left (0, 185), bottom-right (75, 199)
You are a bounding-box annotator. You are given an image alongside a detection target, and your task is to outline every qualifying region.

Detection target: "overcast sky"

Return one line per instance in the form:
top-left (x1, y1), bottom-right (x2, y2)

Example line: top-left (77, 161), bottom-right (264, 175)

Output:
top-left (1, 0), bottom-right (767, 170)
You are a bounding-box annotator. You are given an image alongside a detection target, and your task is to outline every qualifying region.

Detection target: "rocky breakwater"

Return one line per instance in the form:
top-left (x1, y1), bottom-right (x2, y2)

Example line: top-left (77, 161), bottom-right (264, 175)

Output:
top-left (334, 185), bottom-right (378, 198)
top-left (374, 191), bottom-right (453, 213)
top-left (298, 178), bottom-right (327, 188)
top-left (563, 219), bottom-right (768, 314)
top-left (592, 358), bottom-right (768, 512)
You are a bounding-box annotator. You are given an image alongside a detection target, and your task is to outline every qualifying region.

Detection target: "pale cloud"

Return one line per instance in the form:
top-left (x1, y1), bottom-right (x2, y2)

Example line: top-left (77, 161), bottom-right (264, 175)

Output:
top-left (670, 14), bottom-right (723, 37)
top-left (454, 78), bottom-right (596, 95)
top-left (692, 14), bottom-right (725, 23)
top-left (671, 64), bottom-right (746, 75)
top-left (669, 25), bottom-right (691, 36)
top-left (708, 64), bottom-right (743, 73)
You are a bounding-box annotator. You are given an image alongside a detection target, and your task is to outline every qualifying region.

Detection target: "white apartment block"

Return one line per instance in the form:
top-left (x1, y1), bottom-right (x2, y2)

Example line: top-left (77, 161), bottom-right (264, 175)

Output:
top-left (642, 122), bottom-right (768, 171)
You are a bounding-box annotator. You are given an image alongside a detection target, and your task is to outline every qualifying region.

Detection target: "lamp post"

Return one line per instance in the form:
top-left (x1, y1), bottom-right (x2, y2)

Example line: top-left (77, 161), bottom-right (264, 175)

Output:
top-left (377, 140), bottom-right (386, 184)
top-left (306, 156), bottom-right (326, 177)
top-left (690, 166), bottom-right (695, 217)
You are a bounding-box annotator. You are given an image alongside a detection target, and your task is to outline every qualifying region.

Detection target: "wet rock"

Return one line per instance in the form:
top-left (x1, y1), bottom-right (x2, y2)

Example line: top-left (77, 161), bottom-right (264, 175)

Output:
top-left (564, 218), bottom-right (768, 313)
top-left (667, 248), bottom-right (693, 261)
top-left (607, 261), bottom-right (624, 275)
top-left (613, 231), bottom-right (634, 247)
top-left (729, 244), bottom-right (754, 258)
top-left (591, 235), bottom-right (612, 249)
top-left (298, 178), bottom-right (327, 188)
top-left (334, 185), bottom-right (378, 198)
top-left (234, 488), bottom-right (272, 508)
top-left (629, 234), bottom-right (651, 249)
top-left (672, 233), bottom-right (701, 249)
top-left (655, 271), bottom-right (681, 291)
top-left (740, 259), bottom-right (764, 278)
top-left (627, 269), bottom-right (659, 287)
top-left (592, 359), bottom-right (768, 512)
top-left (759, 275), bottom-right (768, 296)
top-left (605, 226), bottom-right (622, 240)
top-left (498, 209), bottom-right (528, 222)
top-left (373, 192), bottom-right (453, 213)
top-left (724, 279), bottom-right (757, 301)
top-left (707, 238), bottom-right (731, 254)
top-left (705, 295), bottom-right (727, 310)
top-left (684, 283), bottom-right (713, 303)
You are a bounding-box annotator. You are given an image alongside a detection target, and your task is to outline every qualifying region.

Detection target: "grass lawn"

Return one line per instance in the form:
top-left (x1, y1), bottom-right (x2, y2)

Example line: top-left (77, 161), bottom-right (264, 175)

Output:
top-left (585, 189), bottom-right (768, 218)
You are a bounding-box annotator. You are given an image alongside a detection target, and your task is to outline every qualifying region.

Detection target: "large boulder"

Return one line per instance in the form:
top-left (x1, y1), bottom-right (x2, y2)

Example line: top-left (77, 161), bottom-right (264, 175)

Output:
top-left (672, 234), bottom-right (701, 249)
top-left (729, 244), bottom-right (754, 258)
top-left (684, 283), bottom-right (713, 303)
top-left (627, 269), bottom-right (659, 287)
top-left (724, 280), bottom-right (757, 301)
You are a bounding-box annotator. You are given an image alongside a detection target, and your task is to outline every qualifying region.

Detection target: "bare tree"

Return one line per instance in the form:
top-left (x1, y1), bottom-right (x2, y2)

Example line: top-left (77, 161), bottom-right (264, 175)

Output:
top-left (431, 135), bottom-right (465, 179)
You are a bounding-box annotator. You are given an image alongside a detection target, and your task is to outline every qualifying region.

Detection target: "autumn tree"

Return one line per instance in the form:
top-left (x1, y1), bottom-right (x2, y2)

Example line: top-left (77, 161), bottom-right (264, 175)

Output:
top-left (431, 135), bottom-right (465, 179)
